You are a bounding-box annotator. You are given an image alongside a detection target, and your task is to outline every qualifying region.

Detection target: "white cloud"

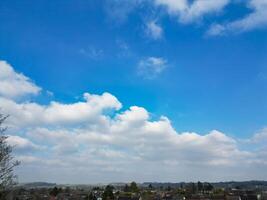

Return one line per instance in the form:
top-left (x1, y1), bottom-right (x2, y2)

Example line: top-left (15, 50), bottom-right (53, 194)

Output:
top-left (0, 92), bottom-right (121, 128)
top-left (4, 96), bottom-right (267, 182)
top-left (2, 95), bottom-right (265, 182)
top-left (155, 0), bottom-right (187, 14)
top-left (249, 127), bottom-right (267, 144)
top-left (7, 135), bottom-right (42, 152)
top-left (12, 106), bottom-right (263, 183)
top-left (155, 0), bottom-right (267, 35)
top-left (0, 59), bottom-right (267, 183)
top-left (137, 57), bottom-right (167, 79)
top-left (104, 0), bottom-right (267, 36)
top-left (206, 24), bottom-right (226, 36)
top-left (105, 0), bottom-right (143, 24)
top-left (207, 0), bottom-right (267, 36)
top-left (154, 0), bottom-right (230, 23)
top-left (145, 20), bottom-right (163, 40)
top-left (0, 61), bottom-right (41, 99)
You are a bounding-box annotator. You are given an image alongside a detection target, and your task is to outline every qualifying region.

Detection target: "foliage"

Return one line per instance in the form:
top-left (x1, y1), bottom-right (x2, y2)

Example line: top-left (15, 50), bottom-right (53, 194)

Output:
top-left (130, 181), bottom-right (139, 193)
top-left (124, 184), bottom-right (130, 192)
top-left (203, 183), bottom-right (214, 193)
top-left (49, 187), bottom-right (61, 197)
top-left (124, 182), bottom-right (139, 193)
top-left (102, 185), bottom-right (114, 200)
top-left (88, 192), bottom-right (97, 200)
top-left (197, 181), bottom-right (203, 193)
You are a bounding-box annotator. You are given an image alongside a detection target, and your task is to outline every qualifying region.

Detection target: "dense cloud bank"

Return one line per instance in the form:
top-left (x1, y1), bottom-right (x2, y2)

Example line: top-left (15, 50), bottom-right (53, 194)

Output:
top-left (0, 61), bottom-right (267, 183)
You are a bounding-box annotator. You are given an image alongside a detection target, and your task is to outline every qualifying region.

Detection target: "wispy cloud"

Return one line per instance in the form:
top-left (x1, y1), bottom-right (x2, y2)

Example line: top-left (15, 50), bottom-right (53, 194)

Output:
top-left (104, 0), bottom-right (267, 37)
top-left (155, 0), bottom-right (230, 23)
top-left (79, 47), bottom-right (104, 60)
top-left (116, 39), bottom-right (133, 58)
top-left (207, 0), bottom-right (267, 36)
top-left (137, 57), bottom-right (167, 79)
top-left (104, 0), bottom-right (143, 24)
top-left (145, 20), bottom-right (163, 40)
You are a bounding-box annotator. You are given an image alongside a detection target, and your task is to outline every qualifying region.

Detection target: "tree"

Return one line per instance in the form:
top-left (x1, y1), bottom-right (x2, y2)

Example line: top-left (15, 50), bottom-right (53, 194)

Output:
top-left (123, 184), bottom-right (130, 192)
top-left (185, 183), bottom-right (196, 194)
top-left (197, 181), bottom-right (203, 193)
top-left (130, 181), bottom-right (139, 192)
top-left (102, 185), bottom-right (114, 200)
top-left (148, 184), bottom-right (153, 190)
top-left (88, 192), bottom-right (97, 200)
top-left (206, 183), bottom-right (214, 192)
top-left (166, 186), bottom-right (172, 191)
top-left (0, 113), bottom-right (20, 196)
top-left (203, 183), bottom-right (213, 193)
top-left (191, 183), bottom-right (196, 194)
top-left (50, 187), bottom-right (61, 197)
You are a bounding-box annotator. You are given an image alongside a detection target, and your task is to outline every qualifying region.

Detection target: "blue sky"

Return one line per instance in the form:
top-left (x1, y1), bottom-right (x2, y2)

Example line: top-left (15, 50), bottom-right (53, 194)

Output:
top-left (0, 0), bottom-right (267, 183)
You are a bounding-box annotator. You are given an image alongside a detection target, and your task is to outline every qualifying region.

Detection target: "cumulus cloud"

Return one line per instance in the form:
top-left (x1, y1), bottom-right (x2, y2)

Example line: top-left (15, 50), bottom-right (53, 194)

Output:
top-left (10, 102), bottom-right (264, 182)
top-left (137, 57), bottom-right (167, 79)
top-left (0, 61), bottom-right (41, 99)
top-left (0, 59), bottom-right (267, 183)
top-left (0, 92), bottom-right (121, 128)
top-left (207, 0), bottom-right (267, 36)
top-left (145, 20), bottom-right (163, 40)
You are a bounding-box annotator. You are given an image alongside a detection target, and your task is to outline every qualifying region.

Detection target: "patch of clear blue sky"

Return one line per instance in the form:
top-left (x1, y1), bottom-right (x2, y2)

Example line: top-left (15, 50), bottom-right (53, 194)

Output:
top-left (0, 0), bottom-right (267, 138)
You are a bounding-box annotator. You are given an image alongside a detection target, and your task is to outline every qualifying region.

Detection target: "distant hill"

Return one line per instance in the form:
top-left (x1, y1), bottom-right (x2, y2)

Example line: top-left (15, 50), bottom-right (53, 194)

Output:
top-left (212, 181), bottom-right (267, 189)
top-left (17, 180), bottom-right (267, 189)
top-left (142, 181), bottom-right (267, 189)
top-left (19, 182), bottom-right (57, 188)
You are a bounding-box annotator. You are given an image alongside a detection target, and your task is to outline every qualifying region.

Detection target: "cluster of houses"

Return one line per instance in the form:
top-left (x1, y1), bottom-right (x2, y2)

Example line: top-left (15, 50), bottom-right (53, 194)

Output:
top-left (4, 182), bottom-right (267, 200)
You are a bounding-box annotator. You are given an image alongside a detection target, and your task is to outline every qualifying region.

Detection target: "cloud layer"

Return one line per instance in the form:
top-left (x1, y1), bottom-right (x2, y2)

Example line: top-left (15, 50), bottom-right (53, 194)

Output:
top-left (0, 60), bottom-right (267, 183)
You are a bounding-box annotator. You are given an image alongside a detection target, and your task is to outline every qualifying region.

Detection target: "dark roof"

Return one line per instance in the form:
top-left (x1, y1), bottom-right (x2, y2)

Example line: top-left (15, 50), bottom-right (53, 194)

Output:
top-left (118, 196), bottom-right (132, 200)
top-left (226, 196), bottom-right (240, 200)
